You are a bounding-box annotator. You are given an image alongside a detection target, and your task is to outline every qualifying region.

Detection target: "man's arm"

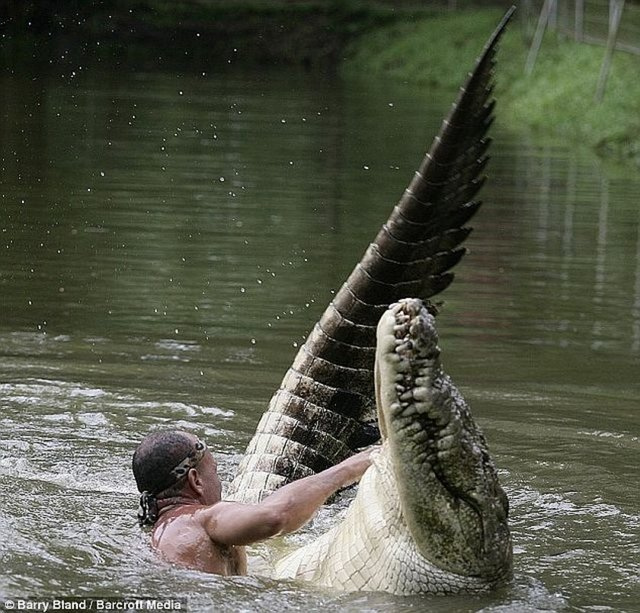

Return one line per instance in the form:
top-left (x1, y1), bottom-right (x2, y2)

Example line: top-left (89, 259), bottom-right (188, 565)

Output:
top-left (200, 449), bottom-right (373, 546)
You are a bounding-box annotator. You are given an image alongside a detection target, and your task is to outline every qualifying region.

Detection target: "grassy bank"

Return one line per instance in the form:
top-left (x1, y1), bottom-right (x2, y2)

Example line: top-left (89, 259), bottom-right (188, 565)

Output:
top-left (4, 3), bottom-right (639, 164)
top-left (342, 9), bottom-right (640, 167)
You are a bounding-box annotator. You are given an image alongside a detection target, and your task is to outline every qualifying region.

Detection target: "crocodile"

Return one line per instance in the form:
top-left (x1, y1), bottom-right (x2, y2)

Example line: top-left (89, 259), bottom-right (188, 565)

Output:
top-left (273, 298), bottom-right (512, 593)
top-left (228, 8), bottom-right (515, 594)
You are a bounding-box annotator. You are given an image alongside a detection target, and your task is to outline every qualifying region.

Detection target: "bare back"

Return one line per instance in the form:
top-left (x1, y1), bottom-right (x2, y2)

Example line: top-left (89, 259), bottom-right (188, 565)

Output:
top-left (151, 506), bottom-right (247, 576)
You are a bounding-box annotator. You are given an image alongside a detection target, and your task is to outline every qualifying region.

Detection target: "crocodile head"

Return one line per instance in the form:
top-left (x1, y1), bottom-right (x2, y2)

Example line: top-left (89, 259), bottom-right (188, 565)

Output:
top-left (374, 298), bottom-right (512, 583)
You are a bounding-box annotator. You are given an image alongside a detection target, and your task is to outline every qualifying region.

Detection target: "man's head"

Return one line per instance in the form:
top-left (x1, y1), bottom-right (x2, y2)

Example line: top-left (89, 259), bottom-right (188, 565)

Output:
top-left (132, 430), bottom-right (222, 525)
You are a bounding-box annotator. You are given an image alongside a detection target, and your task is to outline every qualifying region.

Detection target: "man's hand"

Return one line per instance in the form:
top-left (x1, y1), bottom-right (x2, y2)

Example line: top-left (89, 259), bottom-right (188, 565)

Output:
top-left (200, 448), bottom-right (376, 547)
top-left (331, 448), bottom-right (376, 488)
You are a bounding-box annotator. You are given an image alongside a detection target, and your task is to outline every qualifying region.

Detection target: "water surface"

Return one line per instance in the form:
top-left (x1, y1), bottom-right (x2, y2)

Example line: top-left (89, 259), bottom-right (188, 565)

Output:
top-left (1, 56), bottom-right (639, 612)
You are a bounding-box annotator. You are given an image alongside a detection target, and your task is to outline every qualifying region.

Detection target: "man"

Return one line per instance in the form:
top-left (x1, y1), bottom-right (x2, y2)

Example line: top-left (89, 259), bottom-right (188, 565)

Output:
top-left (132, 430), bottom-right (373, 576)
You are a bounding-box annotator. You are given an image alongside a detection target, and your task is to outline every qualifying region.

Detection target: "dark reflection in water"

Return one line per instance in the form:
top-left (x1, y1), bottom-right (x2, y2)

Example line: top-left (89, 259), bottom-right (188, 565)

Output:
top-left (1, 58), bottom-right (638, 612)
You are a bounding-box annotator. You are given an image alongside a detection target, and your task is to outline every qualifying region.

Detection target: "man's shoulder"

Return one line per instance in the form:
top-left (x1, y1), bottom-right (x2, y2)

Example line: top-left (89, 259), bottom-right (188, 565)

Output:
top-left (152, 508), bottom-right (207, 549)
top-left (192, 500), bottom-right (247, 527)
top-left (154, 506), bottom-right (207, 535)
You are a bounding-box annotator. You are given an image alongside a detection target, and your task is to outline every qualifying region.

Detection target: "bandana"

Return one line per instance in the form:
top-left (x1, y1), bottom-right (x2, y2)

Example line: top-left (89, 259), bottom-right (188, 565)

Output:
top-left (137, 438), bottom-right (208, 526)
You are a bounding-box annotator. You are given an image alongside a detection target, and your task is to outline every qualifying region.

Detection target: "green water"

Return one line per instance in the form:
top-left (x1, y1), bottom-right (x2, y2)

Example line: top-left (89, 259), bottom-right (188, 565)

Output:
top-left (1, 58), bottom-right (638, 612)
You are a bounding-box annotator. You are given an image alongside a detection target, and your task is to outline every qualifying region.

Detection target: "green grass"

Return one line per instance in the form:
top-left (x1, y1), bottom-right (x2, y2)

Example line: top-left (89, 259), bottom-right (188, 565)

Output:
top-left (342, 9), bottom-right (640, 167)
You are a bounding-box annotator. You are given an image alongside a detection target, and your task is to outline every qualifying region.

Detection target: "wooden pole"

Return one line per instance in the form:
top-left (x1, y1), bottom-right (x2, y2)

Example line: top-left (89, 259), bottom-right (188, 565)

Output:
top-left (548, 0), bottom-right (558, 30)
top-left (595, 0), bottom-right (625, 102)
top-left (575, 0), bottom-right (584, 41)
top-left (520, 0), bottom-right (535, 42)
top-left (526, 0), bottom-right (556, 75)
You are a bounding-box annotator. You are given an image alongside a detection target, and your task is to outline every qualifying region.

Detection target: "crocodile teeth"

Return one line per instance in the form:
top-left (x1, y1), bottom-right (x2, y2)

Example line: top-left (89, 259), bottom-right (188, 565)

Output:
top-left (412, 387), bottom-right (429, 402)
top-left (411, 429), bottom-right (430, 443)
top-left (413, 401), bottom-right (429, 414)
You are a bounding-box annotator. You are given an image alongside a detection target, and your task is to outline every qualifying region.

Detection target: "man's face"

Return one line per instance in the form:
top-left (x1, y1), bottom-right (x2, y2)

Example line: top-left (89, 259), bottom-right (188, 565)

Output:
top-left (197, 451), bottom-right (223, 505)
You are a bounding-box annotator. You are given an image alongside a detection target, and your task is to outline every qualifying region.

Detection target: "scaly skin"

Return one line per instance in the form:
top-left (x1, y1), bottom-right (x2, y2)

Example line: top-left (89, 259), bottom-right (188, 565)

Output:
top-left (228, 9), bottom-right (516, 504)
top-left (274, 299), bottom-right (512, 594)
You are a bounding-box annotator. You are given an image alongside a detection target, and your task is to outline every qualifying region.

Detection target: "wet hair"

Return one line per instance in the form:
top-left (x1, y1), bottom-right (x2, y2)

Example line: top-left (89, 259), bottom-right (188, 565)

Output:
top-left (132, 430), bottom-right (207, 526)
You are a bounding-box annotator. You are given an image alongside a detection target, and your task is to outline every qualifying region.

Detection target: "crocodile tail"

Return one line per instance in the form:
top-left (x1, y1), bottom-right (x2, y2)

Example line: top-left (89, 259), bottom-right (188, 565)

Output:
top-left (228, 8), bottom-right (515, 502)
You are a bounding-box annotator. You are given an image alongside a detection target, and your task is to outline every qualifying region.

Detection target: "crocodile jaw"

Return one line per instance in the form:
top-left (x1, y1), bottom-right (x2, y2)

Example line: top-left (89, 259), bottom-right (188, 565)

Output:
top-left (375, 299), bottom-right (441, 442)
top-left (375, 298), bottom-right (512, 582)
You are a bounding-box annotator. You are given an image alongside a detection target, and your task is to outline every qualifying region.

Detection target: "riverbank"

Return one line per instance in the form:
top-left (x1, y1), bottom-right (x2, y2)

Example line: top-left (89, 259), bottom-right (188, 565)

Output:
top-left (341, 9), bottom-right (640, 167)
top-left (3, 3), bottom-right (638, 165)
